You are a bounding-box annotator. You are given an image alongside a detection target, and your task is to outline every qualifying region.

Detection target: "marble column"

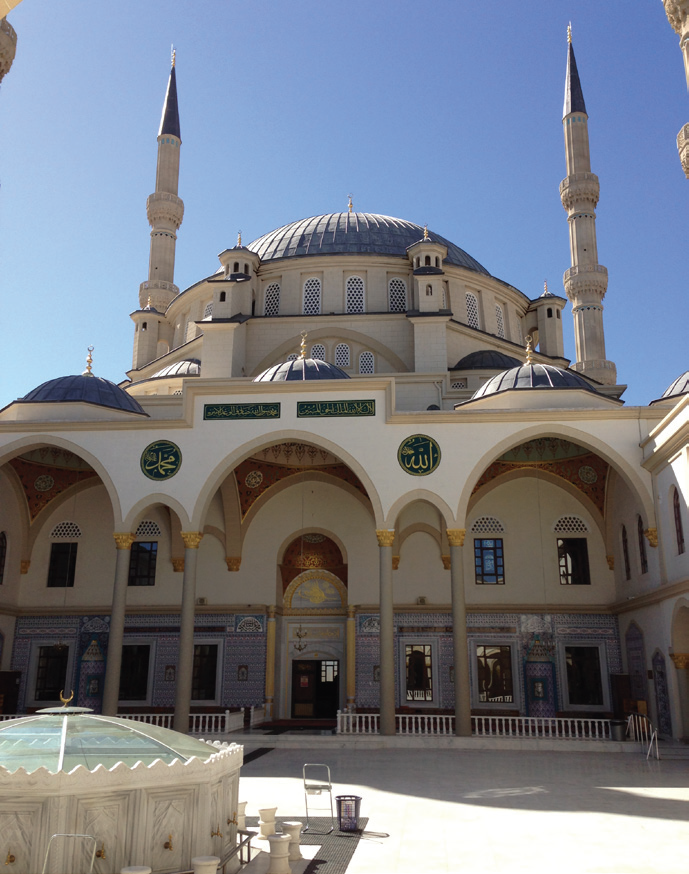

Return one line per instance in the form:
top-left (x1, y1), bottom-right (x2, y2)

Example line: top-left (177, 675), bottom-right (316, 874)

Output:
top-left (376, 529), bottom-right (396, 735)
top-left (174, 532), bottom-right (203, 733)
top-left (447, 529), bottom-right (472, 737)
top-left (346, 605), bottom-right (356, 708)
top-left (102, 533), bottom-right (135, 715)
top-left (670, 653), bottom-right (689, 740)
top-left (265, 605), bottom-right (276, 718)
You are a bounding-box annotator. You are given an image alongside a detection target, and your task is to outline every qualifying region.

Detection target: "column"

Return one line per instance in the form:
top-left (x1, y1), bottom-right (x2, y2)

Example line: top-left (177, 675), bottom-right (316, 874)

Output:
top-left (346, 606), bottom-right (356, 708)
top-left (264, 605), bottom-right (276, 719)
top-left (102, 533), bottom-right (135, 715)
top-left (174, 532), bottom-right (203, 733)
top-left (670, 653), bottom-right (689, 740)
top-left (447, 529), bottom-right (472, 737)
top-left (376, 529), bottom-right (396, 735)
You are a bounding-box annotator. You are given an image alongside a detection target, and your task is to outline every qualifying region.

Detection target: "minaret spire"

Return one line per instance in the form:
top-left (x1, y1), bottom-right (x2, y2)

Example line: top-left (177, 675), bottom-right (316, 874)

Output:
top-left (560, 29), bottom-right (617, 386)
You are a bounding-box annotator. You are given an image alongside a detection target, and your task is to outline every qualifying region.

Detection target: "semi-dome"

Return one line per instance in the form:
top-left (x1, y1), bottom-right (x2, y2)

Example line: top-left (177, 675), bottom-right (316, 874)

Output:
top-left (471, 363), bottom-right (598, 400)
top-left (254, 356), bottom-right (351, 382)
top-left (651, 370), bottom-right (689, 404)
top-left (247, 213), bottom-right (491, 275)
top-left (452, 350), bottom-right (523, 371)
top-left (151, 359), bottom-right (201, 379)
top-left (18, 375), bottom-right (146, 415)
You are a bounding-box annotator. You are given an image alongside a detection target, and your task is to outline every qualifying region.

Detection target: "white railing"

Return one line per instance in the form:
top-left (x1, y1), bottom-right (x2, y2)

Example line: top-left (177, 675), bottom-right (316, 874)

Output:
top-left (337, 710), bottom-right (611, 740)
top-left (626, 712), bottom-right (660, 760)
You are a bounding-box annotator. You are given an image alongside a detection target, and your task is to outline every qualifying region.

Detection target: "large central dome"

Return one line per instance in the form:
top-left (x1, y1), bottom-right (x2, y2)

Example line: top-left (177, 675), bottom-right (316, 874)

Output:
top-left (248, 212), bottom-right (491, 275)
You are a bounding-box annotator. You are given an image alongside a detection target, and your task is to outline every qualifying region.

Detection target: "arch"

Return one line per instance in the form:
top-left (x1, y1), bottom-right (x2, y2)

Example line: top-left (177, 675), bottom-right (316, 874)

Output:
top-left (671, 599), bottom-right (689, 652)
top-left (123, 493), bottom-right (190, 532)
top-left (276, 527), bottom-right (349, 566)
top-left (283, 569), bottom-right (348, 613)
top-left (385, 489), bottom-right (456, 530)
top-left (398, 522), bottom-right (442, 552)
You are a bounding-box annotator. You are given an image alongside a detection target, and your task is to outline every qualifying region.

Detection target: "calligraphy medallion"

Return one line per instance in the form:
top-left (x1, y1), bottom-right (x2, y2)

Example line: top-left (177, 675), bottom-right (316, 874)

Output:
top-left (397, 434), bottom-right (441, 476)
top-left (140, 440), bottom-right (183, 480)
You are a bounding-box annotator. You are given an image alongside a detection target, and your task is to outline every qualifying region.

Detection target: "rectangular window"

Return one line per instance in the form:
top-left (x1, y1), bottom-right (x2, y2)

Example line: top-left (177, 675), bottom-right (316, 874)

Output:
top-left (128, 542), bottom-right (158, 587)
top-left (558, 538), bottom-right (590, 585)
top-left (476, 644), bottom-right (514, 704)
top-left (405, 644), bottom-right (433, 701)
top-left (565, 645), bottom-right (603, 706)
top-left (47, 542), bottom-right (77, 588)
top-left (118, 644), bottom-right (151, 701)
top-left (192, 644), bottom-right (218, 701)
top-left (320, 660), bottom-right (339, 683)
top-left (474, 538), bottom-right (504, 584)
top-left (34, 645), bottom-right (69, 701)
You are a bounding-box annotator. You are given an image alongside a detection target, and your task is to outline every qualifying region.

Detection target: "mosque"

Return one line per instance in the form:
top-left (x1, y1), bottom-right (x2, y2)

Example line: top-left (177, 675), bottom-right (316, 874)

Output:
top-left (0, 14), bottom-right (687, 744)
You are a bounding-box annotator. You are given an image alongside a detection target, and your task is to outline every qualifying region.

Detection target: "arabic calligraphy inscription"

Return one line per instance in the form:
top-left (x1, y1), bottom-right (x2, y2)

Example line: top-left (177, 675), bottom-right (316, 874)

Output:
top-left (397, 434), bottom-right (441, 477)
top-left (140, 440), bottom-right (183, 480)
top-left (296, 399), bottom-right (375, 418)
top-left (204, 403), bottom-right (281, 420)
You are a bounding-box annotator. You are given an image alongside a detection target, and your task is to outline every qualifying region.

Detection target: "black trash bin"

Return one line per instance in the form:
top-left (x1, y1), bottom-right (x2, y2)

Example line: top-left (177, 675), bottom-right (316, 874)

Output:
top-left (335, 795), bottom-right (362, 831)
top-left (610, 719), bottom-right (627, 742)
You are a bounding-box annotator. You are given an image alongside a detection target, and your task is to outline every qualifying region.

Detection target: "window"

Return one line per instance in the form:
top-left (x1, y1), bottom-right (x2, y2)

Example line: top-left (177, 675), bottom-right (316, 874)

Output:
top-left (192, 643), bottom-right (218, 700)
top-left (564, 645), bottom-right (604, 707)
top-left (553, 516), bottom-right (588, 534)
top-left (321, 660), bottom-right (339, 683)
top-left (674, 488), bottom-right (685, 555)
top-left (0, 532), bottom-right (6, 585)
top-left (264, 282), bottom-right (281, 317)
top-left (388, 278), bottom-right (407, 312)
top-left (34, 645), bottom-right (69, 701)
top-left (303, 278), bottom-right (321, 315)
top-left (203, 302), bottom-right (213, 319)
top-left (346, 276), bottom-right (365, 313)
top-left (359, 351), bottom-right (374, 374)
top-left (47, 542), bottom-right (77, 588)
top-left (311, 343), bottom-right (326, 361)
top-left (622, 525), bottom-right (631, 580)
top-left (471, 516), bottom-right (504, 535)
top-left (474, 538), bottom-right (504, 584)
top-left (286, 353), bottom-right (298, 362)
top-left (128, 542), bottom-right (158, 586)
top-left (119, 644), bottom-right (150, 701)
top-left (476, 645), bottom-right (514, 704)
top-left (495, 305), bottom-right (505, 338)
top-left (558, 538), bottom-right (590, 585)
top-left (466, 292), bottom-right (480, 329)
top-left (233, 261), bottom-right (239, 273)
top-left (219, 291), bottom-right (226, 302)
top-left (637, 517), bottom-right (648, 575)
top-left (547, 307), bottom-right (553, 318)
top-left (425, 284), bottom-right (432, 296)
top-left (424, 255), bottom-right (431, 267)
top-left (405, 644), bottom-right (433, 701)
top-left (335, 343), bottom-right (350, 368)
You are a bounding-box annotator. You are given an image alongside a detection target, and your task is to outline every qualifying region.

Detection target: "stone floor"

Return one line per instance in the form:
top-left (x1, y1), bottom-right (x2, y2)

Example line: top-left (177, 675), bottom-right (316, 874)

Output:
top-left (237, 744), bottom-right (689, 873)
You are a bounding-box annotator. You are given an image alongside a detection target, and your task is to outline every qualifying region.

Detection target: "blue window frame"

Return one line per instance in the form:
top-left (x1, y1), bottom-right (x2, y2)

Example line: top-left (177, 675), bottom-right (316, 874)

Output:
top-left (474, 538), bottom-right (504, 584)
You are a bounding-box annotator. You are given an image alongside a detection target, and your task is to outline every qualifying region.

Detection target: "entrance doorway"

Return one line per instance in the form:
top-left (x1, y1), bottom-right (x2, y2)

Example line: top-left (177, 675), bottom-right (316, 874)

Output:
top-left (291, 659), bottom-right (340, 719)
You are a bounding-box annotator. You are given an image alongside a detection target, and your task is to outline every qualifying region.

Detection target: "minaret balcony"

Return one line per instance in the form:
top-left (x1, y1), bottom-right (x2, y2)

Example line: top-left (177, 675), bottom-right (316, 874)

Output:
top-left (677, 123), bottom-right (689, 179)
top-left (146, 192), bottom-right (184, 228)
top-left (559, 172), bottom-right (600, 210)
top-left (139, 279), bottom-right (179, 309)
top-left (663, 1), bottom-right (689, 36)
top-left (563, 264), bottom-right (608, 301)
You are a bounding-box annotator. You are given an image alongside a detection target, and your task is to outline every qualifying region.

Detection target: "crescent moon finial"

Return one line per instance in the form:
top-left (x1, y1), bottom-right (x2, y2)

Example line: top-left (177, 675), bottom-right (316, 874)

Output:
top-left (59, 689), bottom-right (74, 706)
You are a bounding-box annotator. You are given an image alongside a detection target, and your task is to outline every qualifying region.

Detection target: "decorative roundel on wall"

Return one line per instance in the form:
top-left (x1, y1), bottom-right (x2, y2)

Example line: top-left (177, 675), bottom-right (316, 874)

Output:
top-left (244, 470), bottom-right (264, 489)
top-left (397, 434), bottom-right (441, 476)
top-left (140, 440), bottom-right (183, 480)
top-left (578, 465), bottom-right (598, 484)
top-left (34, 474), bottom-right (55, 492)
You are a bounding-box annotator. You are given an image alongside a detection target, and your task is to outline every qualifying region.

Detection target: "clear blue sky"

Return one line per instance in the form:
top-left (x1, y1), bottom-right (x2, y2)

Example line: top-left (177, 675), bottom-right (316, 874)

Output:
top-left (0, 0), bottom-right (686, 406)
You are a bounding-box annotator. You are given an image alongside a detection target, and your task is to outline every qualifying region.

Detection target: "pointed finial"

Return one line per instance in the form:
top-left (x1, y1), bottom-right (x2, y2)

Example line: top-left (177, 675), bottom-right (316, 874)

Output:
top-left (423, 224), bottom-right (429, 241)
top-left (525, 335), bottom-right (534, 365)
top-left (544, 280), bottom-right (548, 295)
top-left (237, 230), bottom-right (242, 247)
top-left (145, 295), bottom-right (152, 311)
top-left (171, 45), bottom-right (176, 67)
top-left (567, 22), bottom-right (572, 44)
top-left (300, 331), bottom-right (308, 359)
top-left (59, 689), bottom-right (74, 706)
top-left (348, 194), bottom-right (353, 213)
top-left (83, 346), bottom-right (94, 377)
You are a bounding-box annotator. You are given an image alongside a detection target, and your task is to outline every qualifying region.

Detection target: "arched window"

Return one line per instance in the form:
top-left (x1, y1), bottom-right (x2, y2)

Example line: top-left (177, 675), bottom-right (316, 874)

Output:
top-left (622, 525), bottom-right (631, 580)
top-left (233, 261), bottom-right (239, 273)
top-left (466, 292), bottom-right (480, 329)
top-left (335, 343), bottom-right (350, 367)
top-left (388, 278), bottom-right (407, 312)
top-left (359, 351), bottom-right (374, 374)
top-left (426, 284), bottom-right (432, 296)
top-left (141, 322), bottom-right (147, 331)
top-left (424, 255), bottom-right (431, 266)
top-left (435, 256), bottom-right (440, 268)
top-left (303, 278), bottom-right (321, 315)
top-left (674, 488), bottom-right (685, 554)
top-left (219, 291), bottom-right (226, 302)
top-left (495, 305), bottom-right (505, 339)
top-left (346, 276), bottom-right (365, 313)
top-left (637, 517), bottom-right (648, 574)
top-left (264, 282), bottom-right (281, 317)
top-left (48, 522), bottom-right (81, 588)
top-left (0, 532), bottom-right (6, 585)
top-left (243, 263), bottom-right (249, 274)
top-left (311, 344), bottom-right (326, 361)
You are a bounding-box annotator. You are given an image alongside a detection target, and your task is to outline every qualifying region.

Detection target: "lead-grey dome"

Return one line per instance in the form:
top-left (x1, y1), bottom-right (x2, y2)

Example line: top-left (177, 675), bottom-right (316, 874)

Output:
top-left (247, 213), bottom-right (491, 275)
top-left (254, 357), bottom-right (350, 382)
top-left (452, 350), bottom-right (522, 371)
top-left (151, 359), bottom-right (201, 379)
top-left (651, 370), bottom-right (689, 404)
top-left (18, 375), bottom-right (146, 416)
top-left (471, 363), bottom-right (598, 399)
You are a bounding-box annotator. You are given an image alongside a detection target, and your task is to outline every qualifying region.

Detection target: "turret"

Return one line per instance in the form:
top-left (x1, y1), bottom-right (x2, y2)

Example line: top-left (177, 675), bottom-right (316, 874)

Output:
top-left (407, 228), bottom-right (448, 313)
top-left (560, 27), bottom-right (616, 385)
top-left (525, 282), bottom-right (566, 359)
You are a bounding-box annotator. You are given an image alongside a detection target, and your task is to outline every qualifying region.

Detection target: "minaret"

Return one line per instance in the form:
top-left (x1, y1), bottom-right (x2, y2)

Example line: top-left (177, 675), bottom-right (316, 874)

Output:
top-left (0, 17), bottom-right (17, 85)
top-left (560, 27), bottom-right (617, 385)
top-left (662, 1), bottom-right (689, 178)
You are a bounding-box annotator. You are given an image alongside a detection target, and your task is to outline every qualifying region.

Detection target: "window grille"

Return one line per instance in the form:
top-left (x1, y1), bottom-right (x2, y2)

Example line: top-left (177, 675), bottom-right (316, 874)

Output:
top-left (335, 343), bottom-right (350, 367)
top-left (311, 344), bottom-right (326, 361)
top-left (359, 351), bottom-right (374, 374)
top-left (50, 522), bottom-right (82, 540)
top-left (135, 520), bottom-right (162, 539)
top-left (637, 516), bottom-right (648, 574)
top-left (466, 292), bottom-right (480, 329)
top-left (495, 305), bottom-right (505, 339)
top-left (388, 278), bottom-right (407, 312)
top-left (451, 379), bottom-right (467, 389)
top-left (203, 302), bottom-right (213, 319)
top-left (622, 525), bottom-right (631, 580)
top-left (346, 276), bottom-right (365, 313)
top-left (553, 516), bottom-right (588, 533)
top-left (517, 318), bottom-right (524, 345)
top-left (286, 353), bottom-right (298, 362)
top-left (264, 282), bottom-right (281, 316)
top-left (674, 488), bottom-right (685, 555)
top-left (303, 278), bottom-right (322, 315)
top-left (471, 516), bottom-right (504, 534)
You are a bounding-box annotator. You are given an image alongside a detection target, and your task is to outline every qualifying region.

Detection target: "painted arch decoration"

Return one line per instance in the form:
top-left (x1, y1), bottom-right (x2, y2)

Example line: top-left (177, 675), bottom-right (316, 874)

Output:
top-left (283, 569), bottom-right (348, 615)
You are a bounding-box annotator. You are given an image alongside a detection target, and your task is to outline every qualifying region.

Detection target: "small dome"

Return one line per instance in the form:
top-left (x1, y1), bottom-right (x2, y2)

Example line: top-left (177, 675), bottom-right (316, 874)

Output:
top-left (651, 370), bottom-right (689, 404)
top-left (452, 350), bottom-right (523, 371)
top-left (254, 357), bottom-right (351, 382)
top-left (471, 363), bottom-right (597, 399)
top-left (19, 375), bottom-right (146, 415)
top-left (151, 359), bottom-right (201, 379)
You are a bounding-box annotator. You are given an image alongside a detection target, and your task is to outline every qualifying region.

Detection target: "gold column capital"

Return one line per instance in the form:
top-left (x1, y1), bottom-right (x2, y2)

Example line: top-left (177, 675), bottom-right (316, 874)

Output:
top-left (226, 556), bottom-right (241, 572)
top-left (171, 557), bottom-right (185, 573)
top-left (442, 555), bottom-right (451, 570)
top-left (446, 528), bottom-right (466, 547)
top-left (670, 652), bottom-right (689, 670)
top-left (606, 555), bottom-right (615, 570)
top-left (113, 533), bottom-right (135, 550)
top-left (347, 606), bottom-right (356, 619)
top-left (267, 605), bottom-right (276, 619)
top-left (392, 555), bottom-right (400, 570)
top-left (20, 559), bottom-right (30, 574)
top-left (181, 532), bottom-right (204, 550)
top-left (376, 529), bottom-right (395, 548)
top-left (644, 527), bottom-right (658, 548)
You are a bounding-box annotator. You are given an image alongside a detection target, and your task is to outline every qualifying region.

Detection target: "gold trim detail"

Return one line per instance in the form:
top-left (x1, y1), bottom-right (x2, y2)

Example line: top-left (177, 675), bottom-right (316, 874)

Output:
top-left (376, 530), bottom-right (395, 548)
top-left (171, 557), bottom-right (185, 573)
top-left (226, 556), bottom-right (241, 572)
top-left (606, 555), bottom-right (615, 570)
top-left (347, 606), bottom-right (356, 619)
top-left (20, 560), bottom-right (30, 575)
top-left (267, 605), bottom-right (276, 619)
top-left (181, 532), bottom-right (204, 550)
top-left (670, 653), bottom-right (689, 670)
top-left (113, 533), bottom-right (135, 550)
top-left (644, 528), bottom-right (658, 548)
top-left (283, 569), bottom-right (348, 614)
top-left (442, 555), bottom-right (451, 570)
top-left (446, 528), bottom-right (466, 547)
top-left (392, 555), bottom-right (400, 570)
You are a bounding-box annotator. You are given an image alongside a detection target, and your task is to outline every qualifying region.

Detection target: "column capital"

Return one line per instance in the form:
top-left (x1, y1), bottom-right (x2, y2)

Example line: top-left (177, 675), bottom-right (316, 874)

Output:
top-left (347, 606), bottom-right (356, 619)
top-left (376, 529), bottom-right (395, 548)
top-left (181, 531), bottom-right (204, 550)
top-left (606, 555), bottom-right (615, 570)
top-left (442, 555), bottom-right (451, 570)
top-left (267, 605), bottom-right (276, 619)
top-left (392, 555), bottom-right (400, 570)
top-left (113, 533), bottom-right (135, 550)
top-left (171, 557), bottom-right (185, 573)
top-left (226, 556), bottom-right (241, 572)
top-left (644, 527), bottom-right (658, 548)
top-left (446, 528), bottom-right (466, 547)
top-left (670, 652), bottom-right (689, 670)
top-left (20, 559), bottom-right (30, 574)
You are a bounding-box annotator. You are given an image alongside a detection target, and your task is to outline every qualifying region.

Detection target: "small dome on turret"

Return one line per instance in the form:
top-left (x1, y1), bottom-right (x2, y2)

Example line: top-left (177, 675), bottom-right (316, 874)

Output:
top-left (650, 370), bottom-right (689, 405)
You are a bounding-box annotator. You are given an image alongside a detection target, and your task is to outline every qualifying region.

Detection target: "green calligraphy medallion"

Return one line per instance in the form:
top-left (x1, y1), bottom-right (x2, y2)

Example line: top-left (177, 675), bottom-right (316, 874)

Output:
top-left (397, 434), bottom-right (441, 476)
top-left (140, 440), bottom-right (183, 480)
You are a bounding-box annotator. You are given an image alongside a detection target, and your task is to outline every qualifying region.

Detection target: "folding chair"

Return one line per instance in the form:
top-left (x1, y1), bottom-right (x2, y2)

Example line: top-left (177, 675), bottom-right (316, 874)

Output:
top-left (303, 763), bottom-right (334, 834)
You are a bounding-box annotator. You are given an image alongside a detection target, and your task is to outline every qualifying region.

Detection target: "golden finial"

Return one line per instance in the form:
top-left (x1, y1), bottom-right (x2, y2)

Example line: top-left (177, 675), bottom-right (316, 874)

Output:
top-left (348, 194), bottom-right (353, 214)
top-left (300, 331), bottom-right (308, 359)
top-left (83, 346), bottom-right (94, 376)
top-left (171, 45), bottom-right (176, 68)
top-left (145, 295), bottom-right (152, 310)
top-left (544, 280), bottom-right (548, 295)
top-left (567, 23), bottom-right (572, 44)
top-left (59, 689), bottom-right (74, 706)
top-left (525, 335), bottom-right (534, 365)
top-left (237, 230), bottom-right (242, 247)
top-left (423, 224), bottom-right (429, 241)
